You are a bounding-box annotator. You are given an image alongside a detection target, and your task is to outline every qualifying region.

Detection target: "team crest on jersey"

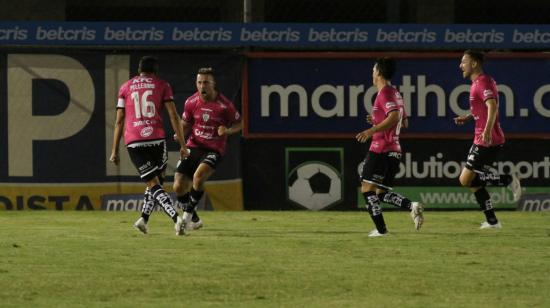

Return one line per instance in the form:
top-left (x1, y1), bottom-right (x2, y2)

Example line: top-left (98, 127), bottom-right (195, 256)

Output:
top-left (202, 113), bottom-right (210, 122)
top-left (140, 126), bottom-right (154, 137)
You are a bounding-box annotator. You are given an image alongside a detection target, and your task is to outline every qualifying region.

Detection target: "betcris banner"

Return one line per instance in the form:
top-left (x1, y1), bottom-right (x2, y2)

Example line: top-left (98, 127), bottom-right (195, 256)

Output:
top-left (244, 52), bottom-right (550, 138)
top-left (1, 22), bottom-right (549, 49)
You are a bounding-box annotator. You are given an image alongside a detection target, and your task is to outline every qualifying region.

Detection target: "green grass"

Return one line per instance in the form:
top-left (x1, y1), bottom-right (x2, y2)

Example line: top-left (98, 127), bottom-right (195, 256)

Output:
top-left (1, 211), bottom-right (549, 308)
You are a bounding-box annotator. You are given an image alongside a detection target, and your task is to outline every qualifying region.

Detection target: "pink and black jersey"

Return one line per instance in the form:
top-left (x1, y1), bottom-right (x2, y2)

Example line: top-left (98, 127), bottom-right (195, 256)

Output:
top-left (182, 92), bottom-right (240, 155)
top-left (369, 85), bottom-right (406, 154)
top-left (470, 74), bottom-right (505, 146)
top-left (117, 75), bottom-right (174, 146)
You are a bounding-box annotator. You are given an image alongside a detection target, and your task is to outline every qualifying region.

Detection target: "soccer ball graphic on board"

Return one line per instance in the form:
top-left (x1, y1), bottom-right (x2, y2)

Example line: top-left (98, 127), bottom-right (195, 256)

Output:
top-left (288, 162), bottom-right (342, 210)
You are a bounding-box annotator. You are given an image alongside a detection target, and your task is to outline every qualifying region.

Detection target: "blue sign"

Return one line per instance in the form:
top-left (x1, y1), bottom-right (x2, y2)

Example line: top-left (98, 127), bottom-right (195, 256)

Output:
top-left (245, 53), bottom-right (550, 137)
top-left (1, 22), bottom-right (549, 49)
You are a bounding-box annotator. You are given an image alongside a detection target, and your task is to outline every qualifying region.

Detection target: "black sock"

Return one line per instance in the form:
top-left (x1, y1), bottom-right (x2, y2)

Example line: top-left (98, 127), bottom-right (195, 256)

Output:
top-left (192, 211), bottom-right (200, 222)
top-left (474, 188), bottom-right (498, 224)
top-left (481, 173), bottom-right (512, 186)
top-left (363, 191), bottom-right (387, 234)
top-left (472, 173), bottom-right (512, 187)
top-left (177, 193), bottom-right (190, 211)
top-left (150, 184), bottom-right (178, 222)
top-left (377, 191), bottom-right (412, 210)
top-left (187, 188), bottom-right (204, 213)
top-left (180, 192), bottom-right (200, 220)
top-left (470, 174), bottom-right (486, 187)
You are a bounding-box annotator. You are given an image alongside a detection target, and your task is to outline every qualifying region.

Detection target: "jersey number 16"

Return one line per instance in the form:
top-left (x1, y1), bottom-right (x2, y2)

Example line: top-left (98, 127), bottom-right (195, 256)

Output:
top-left (131, 90), bottom-right (156, 119)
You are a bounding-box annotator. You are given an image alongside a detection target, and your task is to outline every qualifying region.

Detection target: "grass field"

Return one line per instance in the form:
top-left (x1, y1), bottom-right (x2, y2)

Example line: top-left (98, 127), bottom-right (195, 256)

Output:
top-left (1, 210), bottom-right (549, 307)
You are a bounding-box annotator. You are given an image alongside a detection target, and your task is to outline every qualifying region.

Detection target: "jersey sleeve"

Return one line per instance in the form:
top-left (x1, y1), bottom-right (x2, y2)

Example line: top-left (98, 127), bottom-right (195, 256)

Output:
top-left (479, 78), bottom-right (497, 102)
top-left (225, 102), bottom-right (241, 126)
top-left (116, 83), bottom-right (127, 109)
top-left (182, 98), bottom-right (194, 124)
top-left (162, 82), bottom-right (175, 103)
top-left (380, 90), bottom-right (399, 115)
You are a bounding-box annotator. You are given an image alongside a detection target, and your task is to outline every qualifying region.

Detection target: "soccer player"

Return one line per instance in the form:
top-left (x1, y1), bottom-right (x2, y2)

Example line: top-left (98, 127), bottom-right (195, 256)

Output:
top-left (356, 57), bottom-right (424, 237)
top-left (454, 50), bottom-right (521, 229)
top-left (110, 56), bottom-right (189, 236)
top-left (173, 67), bottom-right (242, 230)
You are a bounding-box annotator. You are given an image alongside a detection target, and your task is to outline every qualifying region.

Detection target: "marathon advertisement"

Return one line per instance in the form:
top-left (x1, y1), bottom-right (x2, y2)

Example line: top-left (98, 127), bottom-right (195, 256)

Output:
top-left (1, 22), bottom-right (549, 49)
top-left (0, 51), bottom-right (244, 210)
top-left (242, 138), bottom-right (549, 210)
top-left (244, 53), bottom-right (550, 138)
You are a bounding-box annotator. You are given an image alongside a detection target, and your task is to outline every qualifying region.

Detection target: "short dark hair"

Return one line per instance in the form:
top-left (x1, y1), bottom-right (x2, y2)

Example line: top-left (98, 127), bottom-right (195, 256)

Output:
top-left (197, 67), bottom-right (215, 76)
top-left (374, 57), bottom-right (396, 80)
top-left (464, 50), bottom-right (485, 66)
top-left (138, 56), bottom-right (159, 74)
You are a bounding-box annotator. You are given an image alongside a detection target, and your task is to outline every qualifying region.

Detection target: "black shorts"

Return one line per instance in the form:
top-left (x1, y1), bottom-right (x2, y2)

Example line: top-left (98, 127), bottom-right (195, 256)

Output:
top-left (465, 144), bottom-right (503, 173)
top-left (127, 142), bottom-right (168, 181)
top-left (175, 147), bottom-right (221, 179)
top-left (360, 151), bottom-right (401, 190)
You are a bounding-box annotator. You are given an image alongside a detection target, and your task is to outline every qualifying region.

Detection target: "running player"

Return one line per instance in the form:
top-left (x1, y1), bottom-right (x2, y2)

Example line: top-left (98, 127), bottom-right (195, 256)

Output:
top-left (110, 56), bottom-right (189, 235)
top-left (173, 67), bottom-right (242, 230)
top-left (454, 50), bottom-right (521, 229)
top-left (356, 57), bottom-right (424, 237)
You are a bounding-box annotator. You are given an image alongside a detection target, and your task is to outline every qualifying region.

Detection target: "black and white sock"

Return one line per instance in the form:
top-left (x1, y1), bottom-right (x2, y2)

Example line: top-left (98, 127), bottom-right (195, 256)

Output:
top-left (177, 193), bottom-right (190, 211)
top-left (141, 187), bottom-right (156, 223)
top-left (192, 211), bottom-right (200, 222)
top-left (377, 191), bottom-right (412, 210)
top-left (150, 184), bottom-right (178, 222)
top-left (471, 173), bottom-right (512, 187)
top-left (363, 191), bottom-right (387, 234)
top-left (178, 192), bottom-right (200, 221)
top-left (481, 173), bottom-right (512, 186)
top-left (187, 188), bottom-right (204, 214)
top-left (474, 188), bottom-right (498, 225)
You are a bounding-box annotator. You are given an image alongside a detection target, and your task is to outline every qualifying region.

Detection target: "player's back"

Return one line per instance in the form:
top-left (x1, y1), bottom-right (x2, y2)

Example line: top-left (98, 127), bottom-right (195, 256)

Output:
top-left (118, 75), bottom-right (174, 146)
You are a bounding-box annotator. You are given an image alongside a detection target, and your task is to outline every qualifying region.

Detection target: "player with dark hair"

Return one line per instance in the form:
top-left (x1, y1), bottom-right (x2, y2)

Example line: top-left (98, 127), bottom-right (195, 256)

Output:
top-left (110, 55), bottom-right (189, 236)
top-left (356, 57), bottom-right (424, 237)
top-left (173, 67), bottom-right (242, 230)
top-left (454, 50), bottom-right (521, 229)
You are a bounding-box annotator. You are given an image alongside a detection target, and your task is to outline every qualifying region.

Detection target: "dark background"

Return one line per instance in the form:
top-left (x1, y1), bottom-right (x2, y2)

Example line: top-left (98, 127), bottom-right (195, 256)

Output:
top-left (2, 0), bottom-right (549, 25)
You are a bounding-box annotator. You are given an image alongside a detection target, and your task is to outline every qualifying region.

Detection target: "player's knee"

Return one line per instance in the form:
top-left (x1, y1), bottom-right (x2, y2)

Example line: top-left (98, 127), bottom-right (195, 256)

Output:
top-left (173, 180), bottom-right (183, 194)
top-left (459, 175), bottom-right (471, 188)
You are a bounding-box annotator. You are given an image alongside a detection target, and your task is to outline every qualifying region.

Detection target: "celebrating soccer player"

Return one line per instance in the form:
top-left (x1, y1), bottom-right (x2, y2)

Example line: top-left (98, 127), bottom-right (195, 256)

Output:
top-left (454, 50), bottom-right (522, 229)
top-left (356, 57), bottom-right (424, 237)
top-left (110, 56), bottom-right (189, 236)
top-left (173, 67), bottom-right (242, 230)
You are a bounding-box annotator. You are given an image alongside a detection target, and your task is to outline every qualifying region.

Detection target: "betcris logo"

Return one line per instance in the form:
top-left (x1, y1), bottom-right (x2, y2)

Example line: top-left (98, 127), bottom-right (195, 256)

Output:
top-left (245, 56), bottom-right (550, 137)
